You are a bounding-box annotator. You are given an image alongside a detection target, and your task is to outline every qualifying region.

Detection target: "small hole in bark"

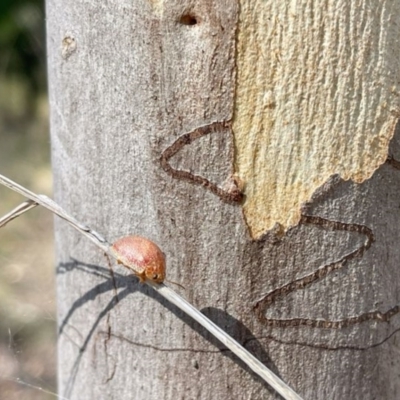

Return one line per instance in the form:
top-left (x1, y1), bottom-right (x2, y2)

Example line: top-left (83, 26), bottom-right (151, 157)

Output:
top-left (179, 14), bottom-right (197, 26)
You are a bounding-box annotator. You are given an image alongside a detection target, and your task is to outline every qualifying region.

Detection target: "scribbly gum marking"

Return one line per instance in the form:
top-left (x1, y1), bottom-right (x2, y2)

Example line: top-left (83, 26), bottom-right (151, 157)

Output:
top-left (233, 1), bottom-right (400, 239)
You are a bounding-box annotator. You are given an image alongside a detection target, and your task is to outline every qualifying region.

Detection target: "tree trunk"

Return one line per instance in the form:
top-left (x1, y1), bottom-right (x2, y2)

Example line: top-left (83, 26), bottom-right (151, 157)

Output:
top-left (47, 1), bottom-right (400, 399)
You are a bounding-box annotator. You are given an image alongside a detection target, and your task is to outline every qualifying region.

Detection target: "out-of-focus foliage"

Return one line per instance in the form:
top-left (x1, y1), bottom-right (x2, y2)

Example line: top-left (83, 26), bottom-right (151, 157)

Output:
top-left (0, 1), bottom-right (55, 399)
top-left (0, 0), bottom-right (46, 99)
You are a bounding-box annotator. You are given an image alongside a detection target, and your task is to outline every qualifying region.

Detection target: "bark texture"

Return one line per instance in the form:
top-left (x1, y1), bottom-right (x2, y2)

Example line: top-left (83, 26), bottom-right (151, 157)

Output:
top-left (47, 0), bottom-right (400, 399)
top-left (235, 1), bottom-right (400, 237)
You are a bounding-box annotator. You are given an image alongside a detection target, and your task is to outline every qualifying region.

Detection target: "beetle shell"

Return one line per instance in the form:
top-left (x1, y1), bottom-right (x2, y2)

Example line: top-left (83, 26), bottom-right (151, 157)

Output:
top-left (111, 235), bottom-right (166, 283)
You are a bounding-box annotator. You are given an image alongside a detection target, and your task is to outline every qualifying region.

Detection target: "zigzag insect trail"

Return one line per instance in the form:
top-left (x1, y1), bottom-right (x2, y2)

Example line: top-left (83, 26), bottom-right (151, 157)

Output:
top-left (160, 120), bottom-right (244, 203)
top-left (0, 173), bottom-right (303, 400)
top-left (254, 183), bottom-right (400, 334)
top-left (253, 215), bottom-right (378, 329)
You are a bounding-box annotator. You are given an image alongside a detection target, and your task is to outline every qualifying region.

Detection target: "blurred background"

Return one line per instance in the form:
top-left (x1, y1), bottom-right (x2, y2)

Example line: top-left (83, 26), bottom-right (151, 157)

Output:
top-left (0, 0), bottom-right (57, 399)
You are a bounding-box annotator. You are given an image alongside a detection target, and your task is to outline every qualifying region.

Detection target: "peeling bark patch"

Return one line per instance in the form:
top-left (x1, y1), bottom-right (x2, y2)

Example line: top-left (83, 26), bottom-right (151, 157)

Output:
top-left (233, 1), bottom-right (400, 238)
top-left (62, 36), bottom-right (77, 59)
top-left (254, 215), bottom-right (400, 332)
top-left (160, 121), bottom-right (244, 203)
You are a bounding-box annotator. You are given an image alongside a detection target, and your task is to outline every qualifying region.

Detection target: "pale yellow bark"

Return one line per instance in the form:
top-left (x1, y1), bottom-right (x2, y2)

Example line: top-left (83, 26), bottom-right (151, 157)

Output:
top-left (234, 1), bottom-right (400, 238)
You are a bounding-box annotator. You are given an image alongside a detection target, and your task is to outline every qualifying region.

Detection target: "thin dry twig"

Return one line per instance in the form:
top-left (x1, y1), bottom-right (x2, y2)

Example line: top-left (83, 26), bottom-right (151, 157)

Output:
top-left (0, 173), bottom-right (303, 400)
top-left (0, 200), bottom-right (38, 228)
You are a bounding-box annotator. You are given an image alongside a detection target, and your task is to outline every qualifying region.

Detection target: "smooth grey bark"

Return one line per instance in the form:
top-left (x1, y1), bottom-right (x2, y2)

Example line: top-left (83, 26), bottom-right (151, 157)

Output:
top-left (46, 1), bottom-right (400, 399)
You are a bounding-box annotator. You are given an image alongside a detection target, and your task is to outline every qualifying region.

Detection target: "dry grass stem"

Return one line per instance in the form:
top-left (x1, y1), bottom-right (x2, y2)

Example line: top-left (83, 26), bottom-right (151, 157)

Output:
top-left (0, 173), bottom-right (303, 400)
